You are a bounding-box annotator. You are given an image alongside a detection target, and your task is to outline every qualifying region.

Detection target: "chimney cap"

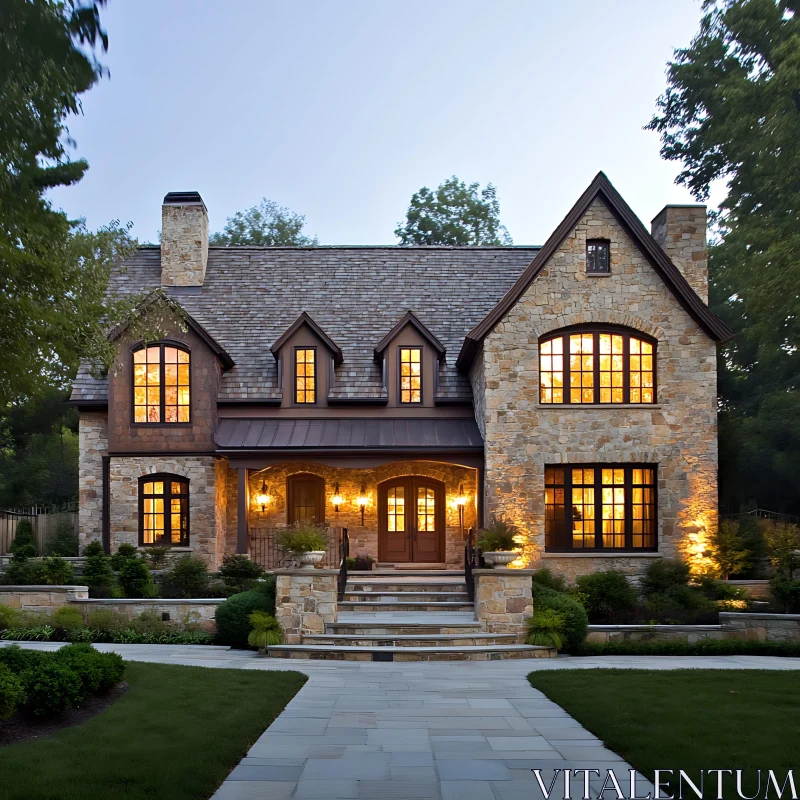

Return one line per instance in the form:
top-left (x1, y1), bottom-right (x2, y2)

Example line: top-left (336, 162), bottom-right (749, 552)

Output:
top-left (163, 191), bottom-right (206, 210)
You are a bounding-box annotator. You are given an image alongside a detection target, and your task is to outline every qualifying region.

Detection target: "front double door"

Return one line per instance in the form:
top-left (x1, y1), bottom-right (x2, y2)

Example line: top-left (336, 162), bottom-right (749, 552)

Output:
top-left (378, 477), bottom-right (445, 563)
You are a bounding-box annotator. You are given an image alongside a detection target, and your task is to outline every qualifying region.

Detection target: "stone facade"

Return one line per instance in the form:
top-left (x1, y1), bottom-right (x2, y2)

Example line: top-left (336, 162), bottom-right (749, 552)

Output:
top-left (480, 198), bottom-right (718, 575)
top-left (473, 569), bottom-right (534, 640)
top-left (78, 413), bottom-right (108, 550)
top-left (274, 569), bottom-right (338, 644)
top-left (160, 198), bottom-right (208, 287)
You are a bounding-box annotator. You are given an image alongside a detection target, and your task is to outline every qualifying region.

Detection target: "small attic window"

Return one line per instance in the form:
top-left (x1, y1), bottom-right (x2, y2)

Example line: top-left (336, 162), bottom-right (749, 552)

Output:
top-left (586, 240), bottom-right (610, 274)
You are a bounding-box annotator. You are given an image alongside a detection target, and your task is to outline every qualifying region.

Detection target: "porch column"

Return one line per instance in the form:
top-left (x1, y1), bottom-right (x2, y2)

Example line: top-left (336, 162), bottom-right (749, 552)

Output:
top-left (236, 467), bottom-right (249, 555)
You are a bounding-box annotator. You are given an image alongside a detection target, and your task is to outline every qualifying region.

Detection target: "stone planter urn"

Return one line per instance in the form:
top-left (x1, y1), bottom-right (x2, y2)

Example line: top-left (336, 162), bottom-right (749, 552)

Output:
top-left (298, 550), bottom-right (326, 569)
top-left (482, 551), bottom-right (519, 570)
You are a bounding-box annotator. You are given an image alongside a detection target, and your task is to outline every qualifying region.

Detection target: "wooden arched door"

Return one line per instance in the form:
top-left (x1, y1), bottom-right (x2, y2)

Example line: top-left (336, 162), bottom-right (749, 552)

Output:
top-left (378, 477), bottom-right (445, 563)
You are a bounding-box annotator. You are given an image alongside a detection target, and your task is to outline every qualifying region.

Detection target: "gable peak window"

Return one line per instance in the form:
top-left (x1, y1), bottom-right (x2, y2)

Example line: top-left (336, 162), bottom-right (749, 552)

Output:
top-left (133, 343), bottom-right (190, 423)
top-left (586, 240), bottom-right (610, 274)
top-left (295, 347), bottom-right (316, 404)
top-left (399, 347), bottom-right (422, 404)
top-left (539, 327), bottom-right (656, 405)
top-left (139, 474), bottom-right (189, 546)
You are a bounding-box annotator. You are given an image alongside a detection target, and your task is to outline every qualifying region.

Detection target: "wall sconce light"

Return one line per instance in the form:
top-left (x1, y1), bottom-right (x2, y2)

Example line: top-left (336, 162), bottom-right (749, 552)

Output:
top-left (454, 484), bottom-right (468, 533)
top-left (357, 484), bottom-right (369, 526)
top-left (331, 483), bottom-right (343, 514)
top-left (256, 480), bottom-right (272, 512)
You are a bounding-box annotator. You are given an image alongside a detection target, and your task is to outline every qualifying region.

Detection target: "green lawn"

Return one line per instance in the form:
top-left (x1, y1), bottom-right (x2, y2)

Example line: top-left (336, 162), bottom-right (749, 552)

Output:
top-left (0, 661), bottom-right (306, 800)
top-left (529, 669), bottom-right (800, 799)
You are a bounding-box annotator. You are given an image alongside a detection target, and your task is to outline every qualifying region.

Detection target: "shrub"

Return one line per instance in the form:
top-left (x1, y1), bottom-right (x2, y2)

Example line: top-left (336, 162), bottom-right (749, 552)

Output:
top-left (574, 639), bottom-right (800, 657)
top-left (130, 609), bottom-right (169, 635)
top-left (765, 523), bottom-right (800, 578)
top-left (41, 555), bottom-right (75, 585)
top-left (110, 542), bottom-right (140, 571)
top-left (51, 606), bottom-right (85, 633)
top-left (160, 555), bottom-right (210, 598)
top-left (532, 567), bottom-right (568, 594)
top-left (0, 663), bottom-right (25, 721)
top-left (219, 554), bottom-right (263, 593)
top-left (0, 605), bottom-right (20, 631)
top-left (118, 557), bottom-right (153, 598)
top-left (770, 577), bottom-right (800, 613)
top-left (247, 611), bottom-right (283, 650)
top-left (86, 608), bottom-right (127, 633)
top-left (708, 519), bottom-right (753, 579)
top-left (696, 576), bottom-right (750, 602)
top-left (84, 540), bottom-right (104, 557)
top-left (575, 570), bottom-right (638, 621)
top-left (531, 584), bottom-right (588, 651)
top-left (0, 644), bottom-right (51, 672)
top-left (54, 643), bottom-right (124, 694)
top-left (2, 558), bottom-right (48, 586)
top-left (142, 546), bottom-right (169, 569)
top-left (640, 559), bottom-right (691, 596)
top-left (526, 609), bottom-right (565, 650)
top-left (215, 589), bottom-right (275, 648)
top-left (476, 519), bottom-right (519, 552)
top-left (20, 661), bottom-right (82, 716)
top-left (276, 522), bottom-right (329, 555)
top-left (353, 555), bottom-right (375, 571)
top-left (9, 519), bottom-right (36, 559)
top-left (82, 546), bottom-right (117, 598)
top-left (46, 520), bottom-right (79, 557)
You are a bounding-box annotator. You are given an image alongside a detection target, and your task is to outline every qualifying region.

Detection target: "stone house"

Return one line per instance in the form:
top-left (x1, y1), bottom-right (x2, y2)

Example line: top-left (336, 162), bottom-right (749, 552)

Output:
top-left (70, 173), bottom-right (733, 579)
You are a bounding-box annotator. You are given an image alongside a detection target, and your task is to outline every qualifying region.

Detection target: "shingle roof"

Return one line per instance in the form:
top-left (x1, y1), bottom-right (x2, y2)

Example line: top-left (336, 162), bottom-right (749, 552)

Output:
top-left (69, 245), bottom-right (540, 402)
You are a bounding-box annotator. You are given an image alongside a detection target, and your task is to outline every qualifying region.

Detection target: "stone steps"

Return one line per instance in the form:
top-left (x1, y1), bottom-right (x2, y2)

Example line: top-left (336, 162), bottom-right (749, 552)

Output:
top-left (303, 632), bottom-right (519, 646)
top-left (346, 581), bottom-right (466, 593)
top-left (337, 601), bottom-right (474, 612)
top-left (341, 590), bottom-right (470, 603)
top-left (267, 643), bottom-right (553, 661)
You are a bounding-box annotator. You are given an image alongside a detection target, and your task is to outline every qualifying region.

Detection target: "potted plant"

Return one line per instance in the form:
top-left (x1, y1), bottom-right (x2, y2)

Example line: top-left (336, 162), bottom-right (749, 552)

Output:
top-left (477, 519), bottom-right (521, 569)
top-left (247, 611), bottom-right (284, 655)
top-left (353, 554), bottom-right (375, 571)
top-left (276, 522), bottom-right (329, 569)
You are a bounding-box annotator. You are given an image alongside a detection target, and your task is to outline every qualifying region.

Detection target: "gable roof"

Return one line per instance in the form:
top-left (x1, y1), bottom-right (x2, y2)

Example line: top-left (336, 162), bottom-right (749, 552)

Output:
top-left (456, 172), bottom-right (734, 371)
top-left (374, 310), bottom-right (446, 362)
top-left (270, 311), bottom-right (344, 365)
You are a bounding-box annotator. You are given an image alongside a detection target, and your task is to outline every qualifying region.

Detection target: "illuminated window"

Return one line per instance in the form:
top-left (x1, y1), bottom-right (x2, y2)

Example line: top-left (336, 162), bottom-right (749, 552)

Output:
top-left (539, 328), bottom-right (656, 404)
top-left (400, 347), bottom-right (422, 403)
top-left (387, 485), bottom-right (405, 532)
top-left (544, 464), bottom-right (657, 552)
top-left (586, 240), bottom-right (610, 274)
top-left (139, 475), bottom-right (188, 546)
top-left (417, 486), bottom-right (435, 532)
top-left (295, 348), bottom-right (316, 404)
top-left (133, 343), bottom-right (191, 423)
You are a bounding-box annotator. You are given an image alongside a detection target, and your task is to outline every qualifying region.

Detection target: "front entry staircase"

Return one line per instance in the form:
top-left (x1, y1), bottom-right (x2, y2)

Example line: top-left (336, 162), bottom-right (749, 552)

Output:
top-left (268, 570), bottom-right (553, 661)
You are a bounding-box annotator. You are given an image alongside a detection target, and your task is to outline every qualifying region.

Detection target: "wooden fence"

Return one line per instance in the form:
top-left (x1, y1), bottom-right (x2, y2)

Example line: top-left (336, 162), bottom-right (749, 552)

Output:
top-left (0, 503), bottom-right (79, 556)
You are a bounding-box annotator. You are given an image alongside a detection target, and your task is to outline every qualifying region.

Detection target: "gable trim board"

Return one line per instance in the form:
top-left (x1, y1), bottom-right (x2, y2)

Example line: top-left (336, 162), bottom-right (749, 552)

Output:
top-left (374, 310), bottom-right (446, 362)
top-left (455, 172), bottom-right (734, 372)
top-left (270, 311), bottom-right (344, 364)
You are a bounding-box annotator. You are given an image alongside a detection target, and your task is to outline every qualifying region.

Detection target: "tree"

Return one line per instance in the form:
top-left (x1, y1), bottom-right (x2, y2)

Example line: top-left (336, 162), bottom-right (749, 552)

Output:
top-left (209, 198), bottom-right (318, 246)
top-left (647, 0), bottom-right (800, 514)
top-left (395, 176), bottom-right (513, 245)
top-left (764, 522), bottom-right (800, 578)
top-left (708, 519), bottom-right (753, 579)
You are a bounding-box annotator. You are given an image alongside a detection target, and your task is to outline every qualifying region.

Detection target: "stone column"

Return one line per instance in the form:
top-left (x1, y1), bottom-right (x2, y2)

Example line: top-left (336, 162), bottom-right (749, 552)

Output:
top-left (274, 569), bottom-right (338, 644)
top-left (473, 569), bottom-right (535, 643)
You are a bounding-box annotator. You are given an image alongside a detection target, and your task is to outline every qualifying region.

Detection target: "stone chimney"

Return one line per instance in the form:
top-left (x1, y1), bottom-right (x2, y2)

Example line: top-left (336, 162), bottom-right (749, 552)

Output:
top-left (651, 205), bottom-right (708, 303)
top-left (161, 191), bottom-right (209, 287)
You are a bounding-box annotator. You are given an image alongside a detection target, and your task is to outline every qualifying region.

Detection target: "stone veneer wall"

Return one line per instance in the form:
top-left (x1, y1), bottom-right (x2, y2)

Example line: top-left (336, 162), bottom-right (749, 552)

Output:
top-left (473, 569), bottom-right (534, 641)
top-left (651, 205), bottom-right (708, 303)
top-left (160, 201), bottom-right (208, 287)
top-left (244, 461), bottom-right (478, 567)
top-left (108, 455), bottom-right (225, 568)
top-left (78, 413), bottom-right (108, 550)
top-left (274, 570), bottom-right (338, 644)
top-left (0, 586), bottom-right (88, 612)
top-left (479, 198), bottom-right (718, 576)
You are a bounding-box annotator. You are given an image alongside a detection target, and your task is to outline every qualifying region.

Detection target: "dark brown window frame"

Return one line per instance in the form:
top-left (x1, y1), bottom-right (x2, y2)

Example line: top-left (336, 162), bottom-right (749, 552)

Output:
top-left (138, 473), bottom-right (190, 547)
top-left (539, 324), bottom-right (657, 405)
top-left (545, 463), bottom-right (658, 553)
top-left (131, 340), bottom-right (192, 426)
top-left (293, 346), bottom-right (318, 405)
top-left (287, 472), bottom-right (326, 525)
top-left (586, 239), bottom-right (611, 274)
top-left (398, 345), bottom-right (423, 405)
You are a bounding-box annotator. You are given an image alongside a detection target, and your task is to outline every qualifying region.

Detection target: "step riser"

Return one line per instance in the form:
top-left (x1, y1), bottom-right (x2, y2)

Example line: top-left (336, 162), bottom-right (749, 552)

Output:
top-left (346, 584), bottom-right (466, 593)
top-left (329, 625), bottom-right (480, 635)
top-left (337, 603), bottom-right (473, 612)
top-left (342, 593), bottom-right (469, 603)
top-left (304, 637), bottom-right (518, 647)
top-left (268, 650), bottom-right (554, 661)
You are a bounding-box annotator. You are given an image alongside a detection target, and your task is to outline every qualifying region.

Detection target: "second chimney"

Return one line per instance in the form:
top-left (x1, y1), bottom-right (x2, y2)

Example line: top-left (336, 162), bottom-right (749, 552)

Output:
top-left (651, 205), bottom-right (708, 303)
top-left (161, 191), bottom-right (209, 287)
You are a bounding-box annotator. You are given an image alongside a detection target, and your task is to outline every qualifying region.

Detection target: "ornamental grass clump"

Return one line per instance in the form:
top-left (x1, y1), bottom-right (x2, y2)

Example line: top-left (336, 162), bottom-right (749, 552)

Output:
top-left (476, 519), bottom-right (519, 552)
top-left (276, 522), bottom-right (328, 555)
top-left (247, 611), bottom-right (283, 653)
top-left (526, 609), bottom-right (566, 650)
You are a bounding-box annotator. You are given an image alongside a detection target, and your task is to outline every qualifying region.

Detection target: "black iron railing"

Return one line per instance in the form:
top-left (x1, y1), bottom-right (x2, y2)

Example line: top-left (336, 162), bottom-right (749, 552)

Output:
top-left (464, 527), bottom-right (477, 601)
top-left (249, 527), bottom-right (340, 571)
top-left (338, 527), bottom-right (349, 602)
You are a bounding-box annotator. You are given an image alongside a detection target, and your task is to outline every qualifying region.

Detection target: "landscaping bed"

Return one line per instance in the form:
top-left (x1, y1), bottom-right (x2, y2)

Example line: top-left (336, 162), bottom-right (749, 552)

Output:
top-left (528, 669), bottom-right (800, 799)
top-left (0, 660), bottom-right (307, 800)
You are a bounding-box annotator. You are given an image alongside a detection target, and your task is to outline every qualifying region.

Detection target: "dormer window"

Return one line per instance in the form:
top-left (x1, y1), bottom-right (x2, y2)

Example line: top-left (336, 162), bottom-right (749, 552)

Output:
top-left (586, 240), bottom-right (610, 274)
top-left (295, 347), bottom-right (316, 404)
top-left (399, 347), bottom-right (422, 403)
top-left (133, 343), bottom-right (190, 423)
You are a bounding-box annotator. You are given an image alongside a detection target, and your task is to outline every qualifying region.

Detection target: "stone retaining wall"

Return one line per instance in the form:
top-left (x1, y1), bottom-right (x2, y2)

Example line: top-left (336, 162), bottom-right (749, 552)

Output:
top-left (0, 585), bottom-right (89, 612)
top-left (274, 569), bottom-right (338, 644)
top-left (473, 569), bottom-right (534, 642)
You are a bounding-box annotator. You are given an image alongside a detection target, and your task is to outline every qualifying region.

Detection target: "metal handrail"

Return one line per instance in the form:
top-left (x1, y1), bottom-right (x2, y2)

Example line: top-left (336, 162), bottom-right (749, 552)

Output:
top-left (337, 527), bottom-right (349, 602)
top-left (464, 527), bottom-right (476, 602)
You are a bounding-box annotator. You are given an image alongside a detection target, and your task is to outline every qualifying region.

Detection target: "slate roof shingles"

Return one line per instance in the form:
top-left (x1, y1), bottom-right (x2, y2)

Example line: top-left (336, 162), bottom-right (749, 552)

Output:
top-left (70, 246), bottom-right (539, 402)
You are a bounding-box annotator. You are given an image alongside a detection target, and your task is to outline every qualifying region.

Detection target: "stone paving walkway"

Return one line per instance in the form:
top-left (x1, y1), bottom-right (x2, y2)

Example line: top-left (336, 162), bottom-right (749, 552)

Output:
top-left (7, 642), bottom-right (800, 799)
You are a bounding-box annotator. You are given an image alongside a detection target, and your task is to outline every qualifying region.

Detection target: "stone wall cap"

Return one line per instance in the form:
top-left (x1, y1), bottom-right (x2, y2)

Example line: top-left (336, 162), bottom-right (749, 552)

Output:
top-left (70, 598), bottom-right (226, 605)
top-left (272, 569), bottom-right (341, 576)
top-left (588, 624), bottom-right (723, 632)
top-left (719, 612), bottom-right (800, 621)
top-left (0, 585), bottom-right (89, 591)
top-left (473, 569), bottom-right (537, 576)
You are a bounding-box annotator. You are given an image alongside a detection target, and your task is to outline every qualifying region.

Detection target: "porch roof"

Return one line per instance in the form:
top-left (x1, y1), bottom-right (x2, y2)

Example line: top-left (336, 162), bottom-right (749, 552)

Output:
top-left (215, 417), bottom-right (483, 453)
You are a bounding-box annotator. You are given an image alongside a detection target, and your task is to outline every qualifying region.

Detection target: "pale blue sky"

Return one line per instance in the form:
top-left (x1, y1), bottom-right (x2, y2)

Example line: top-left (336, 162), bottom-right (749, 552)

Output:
top-left (50, 0), bottom-right (712, 246)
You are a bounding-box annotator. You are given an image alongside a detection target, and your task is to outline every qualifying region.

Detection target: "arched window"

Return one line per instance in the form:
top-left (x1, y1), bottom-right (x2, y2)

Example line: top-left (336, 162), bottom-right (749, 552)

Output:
top-left (287, 473), bottom-right (325, 524)
top-left (139, 474), bottom-right (189, 546)
top-left (132, 342), bottom-right (191, 423)
top-left (539, 326), bottom-right (656, 405)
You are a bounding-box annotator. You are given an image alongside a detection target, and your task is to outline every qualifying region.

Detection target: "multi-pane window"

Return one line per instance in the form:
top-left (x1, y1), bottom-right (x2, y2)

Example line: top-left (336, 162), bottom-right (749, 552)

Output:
top-left (133, 344), bottom-right (190, 423)
top-left (295, 348), bottom-right (316, 404)
top-left (586, 240), bottom-right (610, 274)
top-left (539, 329), bottom-right (656, 404)
top-left (139, 476), bottom-right (189, 546)
top-left (417, 486), bottom-right (435, 532)
top-left (287, 473), bottom-right (324, 524)
top-left (544, 464), bottom-right (657, 552)
top-left (400, 347), bottom-right (422, 403)
top-left (387, 485), bottom-right (405, 532)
